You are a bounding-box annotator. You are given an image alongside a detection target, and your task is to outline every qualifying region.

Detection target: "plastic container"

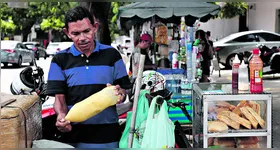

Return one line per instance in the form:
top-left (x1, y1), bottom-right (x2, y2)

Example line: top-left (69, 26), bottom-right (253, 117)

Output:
top-left (249, 49), bottom-right (263, 93)
top-left (232, 55), bottom-right (240, 94)
top-left (186, 43), bottom-right (192, 80)
top-left (172, 52), bottom-right (179, 69)
top-left (238, 61), bottom-right (249, 91)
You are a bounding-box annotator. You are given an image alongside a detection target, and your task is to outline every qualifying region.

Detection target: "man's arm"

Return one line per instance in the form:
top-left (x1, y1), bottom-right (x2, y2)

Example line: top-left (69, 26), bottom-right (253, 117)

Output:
top-left (54, 94), bottom-right (68, 116)
top-left (54, 94), bottom-right (72, 132)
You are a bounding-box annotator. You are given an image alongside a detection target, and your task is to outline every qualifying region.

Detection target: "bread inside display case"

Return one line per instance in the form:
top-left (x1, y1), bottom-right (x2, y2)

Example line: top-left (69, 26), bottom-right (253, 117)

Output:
top-left (208, 136), bottom-right (266, 148)
top-left (208, 100), bottom-right (267, 132)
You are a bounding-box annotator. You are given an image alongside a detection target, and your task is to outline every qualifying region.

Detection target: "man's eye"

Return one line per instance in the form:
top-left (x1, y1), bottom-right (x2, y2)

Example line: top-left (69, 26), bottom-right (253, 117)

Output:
top-left (72, 32), bottom-right (80, 36)
top-left (83, 29), bottom-right (90, 33)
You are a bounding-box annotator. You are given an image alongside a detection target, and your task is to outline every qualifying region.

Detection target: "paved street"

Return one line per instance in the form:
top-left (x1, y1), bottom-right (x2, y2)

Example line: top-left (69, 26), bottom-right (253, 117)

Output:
top-left (1, 59), bottom-right (280, 147)
top-left (1, 57), bottom-right (52, 95)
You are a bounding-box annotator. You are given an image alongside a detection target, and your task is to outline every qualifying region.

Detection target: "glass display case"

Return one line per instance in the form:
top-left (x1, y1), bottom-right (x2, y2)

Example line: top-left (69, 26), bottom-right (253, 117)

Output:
top-left (192, 83), bottom-right (272, 148)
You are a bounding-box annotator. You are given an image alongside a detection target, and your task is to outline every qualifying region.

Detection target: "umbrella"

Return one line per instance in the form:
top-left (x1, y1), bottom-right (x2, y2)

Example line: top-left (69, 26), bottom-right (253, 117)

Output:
top-left (118, 2), bottom-right (221, 30)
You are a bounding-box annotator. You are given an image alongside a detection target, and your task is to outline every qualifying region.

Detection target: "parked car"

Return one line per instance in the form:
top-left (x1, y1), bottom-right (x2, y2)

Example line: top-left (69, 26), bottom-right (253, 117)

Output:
top-left (1, 40), bottom-right (34, 67)
top-left (46, 42), bottom-right (73, 56)
top-left (23, 42), bottom-right (47, 60)
top-left (58, 42), bottom-right (73, 52)
top-left (213, 30), bottom-right (280, 68)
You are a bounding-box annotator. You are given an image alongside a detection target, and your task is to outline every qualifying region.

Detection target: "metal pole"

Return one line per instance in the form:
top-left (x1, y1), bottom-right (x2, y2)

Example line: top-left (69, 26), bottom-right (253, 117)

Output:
top-left (127, 54), bottom-right (146, 148)
top-left (152, 16), bottom-right (157, 65)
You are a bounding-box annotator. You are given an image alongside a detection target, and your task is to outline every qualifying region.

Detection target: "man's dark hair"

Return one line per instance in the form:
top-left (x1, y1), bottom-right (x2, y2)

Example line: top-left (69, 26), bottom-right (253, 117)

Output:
top-left (64, 6), bottom-right (95, 29)
top-left (206, 31), bottom-right (211, 37)
top-left (195, 30), bottom-right (206, 41)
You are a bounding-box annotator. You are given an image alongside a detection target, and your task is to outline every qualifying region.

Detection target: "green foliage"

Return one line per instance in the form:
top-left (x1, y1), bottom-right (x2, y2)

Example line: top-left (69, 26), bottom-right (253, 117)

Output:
top-left (0, 3), bottom-right (16, 34)
top-left (1, 18), bottom-right (16, 34)
top-left (109, 2), bottom-right (131, 41)
top-left (30, 2), bottom-right (79, 31)
top-left (217, 2), bottom-right (248, 19)
top-left (0, 2), bottom-right (79, 35)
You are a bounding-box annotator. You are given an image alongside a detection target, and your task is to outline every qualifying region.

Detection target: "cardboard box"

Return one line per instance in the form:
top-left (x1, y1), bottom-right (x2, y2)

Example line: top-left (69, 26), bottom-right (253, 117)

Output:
top-left (1, 93), bottom-right (42, 148)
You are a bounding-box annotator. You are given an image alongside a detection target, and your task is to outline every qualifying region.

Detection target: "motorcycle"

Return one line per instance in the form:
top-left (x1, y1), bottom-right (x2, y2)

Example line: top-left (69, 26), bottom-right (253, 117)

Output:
top-left (10, 60), bottom-right (192, 147)
top-left (240, 44), bottom-right (280, 75)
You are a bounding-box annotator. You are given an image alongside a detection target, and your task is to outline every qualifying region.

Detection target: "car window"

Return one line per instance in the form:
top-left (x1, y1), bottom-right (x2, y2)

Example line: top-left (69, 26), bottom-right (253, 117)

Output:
top-left (1, 42), bottom-right (16, 49)
top-left (256, 33), bottom-right (280, 41)
top-left (19, 44), bottom-right (26, 49)
top-left (24, 44), bottom-right (34, 49)
top-left (230, 34), bottom-right (256, 43)
top-left (16, 44), bottom-right (21, 48)
top-left (47, 43), bottom-right (59, 48)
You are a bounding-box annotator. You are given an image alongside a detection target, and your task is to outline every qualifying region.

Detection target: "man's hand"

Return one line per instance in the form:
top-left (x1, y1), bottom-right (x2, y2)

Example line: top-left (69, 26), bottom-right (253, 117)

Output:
top-left (107, 83), bottom-right (126, 104)
top-left (56, 114), bottom-right (72, 133)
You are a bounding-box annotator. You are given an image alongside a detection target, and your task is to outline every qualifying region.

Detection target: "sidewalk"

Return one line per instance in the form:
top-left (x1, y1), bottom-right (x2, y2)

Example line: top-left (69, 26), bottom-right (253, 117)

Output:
top-left (210, 69), bottom-right (280, 148)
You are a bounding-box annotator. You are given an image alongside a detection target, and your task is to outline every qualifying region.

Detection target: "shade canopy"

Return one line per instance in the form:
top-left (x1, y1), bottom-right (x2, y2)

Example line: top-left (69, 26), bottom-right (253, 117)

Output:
top-left (118, 2), bottom-right (221, 30)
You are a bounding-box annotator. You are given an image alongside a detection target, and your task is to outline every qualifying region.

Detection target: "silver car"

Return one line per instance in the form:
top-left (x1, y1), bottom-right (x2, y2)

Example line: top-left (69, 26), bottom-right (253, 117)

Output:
top-left (214, 30), bottom-right (280, 68)
top-left (1, 40), bottom-right (34, 68)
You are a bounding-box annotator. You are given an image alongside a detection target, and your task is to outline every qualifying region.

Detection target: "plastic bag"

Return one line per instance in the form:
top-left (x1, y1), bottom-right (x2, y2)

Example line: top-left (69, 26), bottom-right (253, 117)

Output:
top-left (119, 90), bottom-right (150, 148)
top-left (141, 96), bottom-right (175, 148)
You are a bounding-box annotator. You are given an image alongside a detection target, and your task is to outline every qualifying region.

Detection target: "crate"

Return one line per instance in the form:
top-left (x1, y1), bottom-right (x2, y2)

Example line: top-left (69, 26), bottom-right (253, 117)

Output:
top-left (1, 93), bottom-right (42, 148)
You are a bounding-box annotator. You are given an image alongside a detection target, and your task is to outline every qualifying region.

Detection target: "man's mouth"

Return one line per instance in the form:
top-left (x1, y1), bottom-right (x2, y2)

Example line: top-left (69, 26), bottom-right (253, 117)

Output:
top-left (79, 42), bottom-right (89, 47)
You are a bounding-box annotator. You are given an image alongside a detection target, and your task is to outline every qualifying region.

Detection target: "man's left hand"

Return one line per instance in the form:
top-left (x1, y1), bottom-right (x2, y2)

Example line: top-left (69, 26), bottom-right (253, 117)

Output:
top-left (106, 83), bottom-right (126, 104)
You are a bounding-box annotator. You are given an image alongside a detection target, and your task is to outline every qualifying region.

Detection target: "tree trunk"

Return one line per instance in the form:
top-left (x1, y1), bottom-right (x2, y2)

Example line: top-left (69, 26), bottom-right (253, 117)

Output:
top-left (239, 14), bottom-right (248, 32)
top-left (21, 27), bottom-right (31, 42)
top-left (80, 2), bottom-right (111, 45)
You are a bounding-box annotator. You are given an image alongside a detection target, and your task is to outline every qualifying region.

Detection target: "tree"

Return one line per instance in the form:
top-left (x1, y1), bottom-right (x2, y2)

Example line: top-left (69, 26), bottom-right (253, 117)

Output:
top-left (0, 2), bottom-right (78, 42)
top-left (109, 2), bottom-right (130, 41)
top-left (214, 2), bottom-right (248, 32)
top-left (80, 2), bottom-right (112, 45)
top-left (216, 2), bottom-right (248, 19)
top-left (1, 18), bottom-right (16, 34)
top-left (0, 3), bottom-right (16, 38)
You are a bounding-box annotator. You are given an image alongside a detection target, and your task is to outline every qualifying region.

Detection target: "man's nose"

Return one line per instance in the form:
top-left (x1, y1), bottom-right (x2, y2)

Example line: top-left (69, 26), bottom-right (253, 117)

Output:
top-left (79, 33), bottom-right (87, 40)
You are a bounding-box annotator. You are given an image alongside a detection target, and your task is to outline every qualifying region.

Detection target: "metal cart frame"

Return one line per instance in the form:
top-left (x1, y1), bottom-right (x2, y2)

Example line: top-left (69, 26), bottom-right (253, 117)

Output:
top-left (192, 83), bottom-right (272, 148)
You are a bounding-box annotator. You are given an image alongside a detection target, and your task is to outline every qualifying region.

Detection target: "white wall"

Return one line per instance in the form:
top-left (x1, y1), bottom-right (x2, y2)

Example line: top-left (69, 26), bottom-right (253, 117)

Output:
top-left (199, 17), bottom-right (239, 41)
top-left (248, 2), bottom-right (280, 32)
top-left (13, 35), bottom-right (22, 41)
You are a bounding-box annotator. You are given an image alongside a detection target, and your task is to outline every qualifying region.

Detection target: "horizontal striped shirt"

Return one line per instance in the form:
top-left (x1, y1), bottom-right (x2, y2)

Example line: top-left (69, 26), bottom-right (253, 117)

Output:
top-left (46, 40), bottom-right (132, 147)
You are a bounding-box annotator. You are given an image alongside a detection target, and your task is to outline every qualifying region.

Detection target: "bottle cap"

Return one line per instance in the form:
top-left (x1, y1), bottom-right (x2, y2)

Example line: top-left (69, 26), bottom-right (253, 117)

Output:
top-left (240, 60), bottom-right (247, 68)
top-left (233, 54), bottom-right (240, 64)
top-left (253, 48), bottom-right (260, 55)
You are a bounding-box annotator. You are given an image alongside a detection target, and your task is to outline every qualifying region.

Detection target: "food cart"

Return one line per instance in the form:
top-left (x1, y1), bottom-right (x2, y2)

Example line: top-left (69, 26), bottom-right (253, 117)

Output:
top-left (192, 83), bottom-right (272, 148)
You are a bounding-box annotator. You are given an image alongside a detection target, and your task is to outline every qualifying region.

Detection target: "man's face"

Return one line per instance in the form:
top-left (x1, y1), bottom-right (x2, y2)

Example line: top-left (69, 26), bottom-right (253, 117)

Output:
top-left (64, 18), bottom-right (98, 51)
top-left (138, 39), bottom-right (151, 49)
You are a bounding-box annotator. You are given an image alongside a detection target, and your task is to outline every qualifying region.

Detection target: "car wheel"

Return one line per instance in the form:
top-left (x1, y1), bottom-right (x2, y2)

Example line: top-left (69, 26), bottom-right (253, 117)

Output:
top-left (14, 56), bottom-right (22, 68)
top-left (226, 54), bottom-right (237, 69)
top-left (30, 59), bottom-right (34, 66)
top-left (36, 53), bottom-right (40, 60)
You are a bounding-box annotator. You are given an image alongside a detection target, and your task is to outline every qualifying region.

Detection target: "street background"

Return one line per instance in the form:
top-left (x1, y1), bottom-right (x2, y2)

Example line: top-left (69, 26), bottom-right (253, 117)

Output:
top-left (1, 58), bottom-right (280, 147)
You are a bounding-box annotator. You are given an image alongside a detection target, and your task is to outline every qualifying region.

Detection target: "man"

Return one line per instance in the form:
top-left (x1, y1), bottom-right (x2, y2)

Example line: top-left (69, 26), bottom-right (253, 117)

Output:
top-left (195, 30), bottom-right (211, 82)
top-left (129, 33), bottom-right (157, 78)
top-left (46, 6), bottom-right (131, 148)
top-left (206, 31), bottom-right (213, 47)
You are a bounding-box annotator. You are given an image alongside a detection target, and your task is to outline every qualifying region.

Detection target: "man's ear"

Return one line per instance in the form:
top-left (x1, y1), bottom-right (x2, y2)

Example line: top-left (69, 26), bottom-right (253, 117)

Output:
top-left (63, 28), bottom-right (70, 38)
top-left (93, 22), bottom-right (99, 33)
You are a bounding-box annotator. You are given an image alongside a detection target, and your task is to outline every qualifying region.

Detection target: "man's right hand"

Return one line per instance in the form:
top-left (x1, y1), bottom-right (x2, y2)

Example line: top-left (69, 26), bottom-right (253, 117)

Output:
top-left (56, 114), bottom-right (72, 133)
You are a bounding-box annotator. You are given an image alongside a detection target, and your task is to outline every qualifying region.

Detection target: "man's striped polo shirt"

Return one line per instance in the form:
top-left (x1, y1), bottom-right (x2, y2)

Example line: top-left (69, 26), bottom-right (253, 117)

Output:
top-left (46, 40), bottom-right (132, 147)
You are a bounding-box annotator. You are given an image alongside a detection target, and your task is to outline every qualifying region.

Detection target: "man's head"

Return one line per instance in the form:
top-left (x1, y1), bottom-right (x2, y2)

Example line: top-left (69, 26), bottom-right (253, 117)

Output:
top-left (138, 33), bottom-right (153, 49)
top-left (206, 31), bottom-right (211, 39)
top-left (63, 6), bottom-right (98, 53)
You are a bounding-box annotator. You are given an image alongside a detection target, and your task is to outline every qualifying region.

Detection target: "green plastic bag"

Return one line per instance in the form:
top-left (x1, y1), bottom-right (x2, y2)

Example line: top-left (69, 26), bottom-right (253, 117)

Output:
top-left (141, 96), bottom-right (175, 148)
top-left (119, 90), bottom-right (150, 148)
